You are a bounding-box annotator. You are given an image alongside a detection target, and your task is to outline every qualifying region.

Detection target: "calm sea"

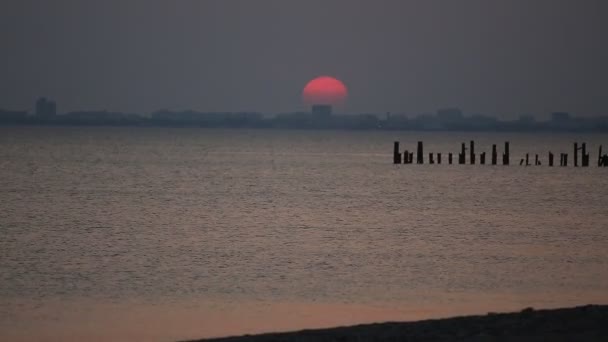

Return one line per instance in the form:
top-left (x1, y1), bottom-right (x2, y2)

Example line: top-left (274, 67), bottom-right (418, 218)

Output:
top-left (1, 127), bottom-right (607, 341)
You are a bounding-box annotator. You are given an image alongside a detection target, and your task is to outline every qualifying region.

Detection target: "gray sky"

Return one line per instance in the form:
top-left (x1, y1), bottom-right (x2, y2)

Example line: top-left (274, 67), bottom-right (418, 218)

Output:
top-left (1, 0), bottom-right (607, 118)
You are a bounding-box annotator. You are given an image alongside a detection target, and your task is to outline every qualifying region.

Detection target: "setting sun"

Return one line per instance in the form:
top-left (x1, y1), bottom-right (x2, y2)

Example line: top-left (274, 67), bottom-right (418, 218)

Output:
top-left (302, 76), bottom-right (348, 107)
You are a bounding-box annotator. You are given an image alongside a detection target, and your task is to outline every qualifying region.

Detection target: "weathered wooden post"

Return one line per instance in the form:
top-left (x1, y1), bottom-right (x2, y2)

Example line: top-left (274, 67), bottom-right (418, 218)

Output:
top-left (526, 153), bottom-right (530, 166)
top-left (393, 141), bottom-right (401, 164)
top-left (417, 141), bottom-right (424, 164)
top-left (437, 153), bottom-right (442, 164)
top-left (603, 155), bottom-right (608, 167)
top-left (429, 153), bottom-right (434, 164)
top-left (563, 153), bottom-right (569, 166)
top-left (459, 143), bottom-right (466, 164)
top-left (503, 142), bottom-right (510, 165)
top-left (549, 152), bottom-right (554, 166)
top-left (599, 146), bottom-right (603, 167)
top-left (582, 143), bottom-right (589, 167)
top-left (574, 142), bottom-right (579, 167)
top-left (449, 153), bottom-right (453, 165)
top-left (491, 144), bottom-right (497, 165)
top-left (480, 152), bottom-right (486, 165)
top-left (535, 154), bottom-right (540, 166)
top-left (409, 152), bottom-right (414, 164)
top-left (403, 150), bottom-right (410, 164)
top-left (470, 140), bottom-right (476, 165)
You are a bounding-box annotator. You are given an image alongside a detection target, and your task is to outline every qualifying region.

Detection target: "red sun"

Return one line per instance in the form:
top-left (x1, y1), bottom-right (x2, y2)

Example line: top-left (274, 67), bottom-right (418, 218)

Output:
top-left (302, 76), bottom-right (348, 107)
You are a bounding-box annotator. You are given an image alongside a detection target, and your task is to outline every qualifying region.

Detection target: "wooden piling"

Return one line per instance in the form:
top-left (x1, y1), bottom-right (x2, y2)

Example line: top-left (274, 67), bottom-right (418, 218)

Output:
top-left (582, 143), bottom-right (589, 167)
top-left (549, 152), bottom-right (554, 167)
top-left (526, 153), bottom-right (530, 166)
top-left (480, 152), bottom-right (486, 165)
top-left (393, 141), bottom-right (401, 164)
top-left (491, 144), bottom-right (497, 165)
top-left (429, 153), bottom-right (434, 164)
top-left (535, 154), bottom-right (540, 166)
top-left (459, 143), bottom-right (466, 164)
top-left (574, 142), bottom-right (578, 167)
top-left (503, 142), bottom-right (510, 165)
top-left (599, 146), bottom-right (603, 167)
top-left (417, 141), bottom-right (424, 164)
top-left (403, 150), bottom-right (409, 164)
top-left (409, 152), bottom-right (414, 164)
top-left (470, 140), bottom-right (476, 165)
top-left (437, 153), bottom-right (442, 164)
top-left (564, 153), bottom-right (569, 166)
top-left (449, 153), bottom-right (453, 165)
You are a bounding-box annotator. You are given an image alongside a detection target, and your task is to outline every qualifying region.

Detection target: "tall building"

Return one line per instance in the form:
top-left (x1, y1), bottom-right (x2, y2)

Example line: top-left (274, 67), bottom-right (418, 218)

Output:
top-left (311, 104), bottom-right (332, 118)
top-left (36, 97), bottom-right (57, 118)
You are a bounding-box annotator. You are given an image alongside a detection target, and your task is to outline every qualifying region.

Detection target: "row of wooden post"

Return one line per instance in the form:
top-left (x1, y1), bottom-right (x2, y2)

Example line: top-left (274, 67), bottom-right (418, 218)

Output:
top-left (393, 141), bottom-right (608, 167)
top-left (394, 141), bottom-right (511, 165)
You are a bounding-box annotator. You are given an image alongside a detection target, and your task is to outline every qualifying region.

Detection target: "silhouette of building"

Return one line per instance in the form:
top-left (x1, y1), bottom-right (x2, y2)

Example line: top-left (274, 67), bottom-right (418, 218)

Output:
top-left (436, 108), bottom-right (464, 122)
top-left (311, 104), bottom-right (332, 118)
top-left (62, 110), bottom-right (141, 125)
top-left (518, 114), bottom-right (536, 123)
top-left (551, 112), bottom-right (570, 122)
top-left (35, 97), bottom-right (57, 118)
top-left (0, 109), bottom-right (27, 123)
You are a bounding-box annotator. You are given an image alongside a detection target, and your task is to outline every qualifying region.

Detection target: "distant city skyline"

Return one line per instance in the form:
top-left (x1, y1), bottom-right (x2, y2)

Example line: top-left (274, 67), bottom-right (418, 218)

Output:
top-left (2, 97), bottom-right (607, 132)
top-left (1, 0), bottom-right (607, 118)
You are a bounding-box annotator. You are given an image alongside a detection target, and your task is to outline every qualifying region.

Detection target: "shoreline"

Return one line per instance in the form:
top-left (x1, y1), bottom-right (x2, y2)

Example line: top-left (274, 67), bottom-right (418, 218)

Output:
top-left (184, 304), bottom-right (608, 342)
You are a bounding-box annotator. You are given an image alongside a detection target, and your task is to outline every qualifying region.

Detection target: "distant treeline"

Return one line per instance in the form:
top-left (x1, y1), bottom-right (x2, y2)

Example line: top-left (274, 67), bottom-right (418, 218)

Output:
top-left (1, 107), bottom-right (608, 132)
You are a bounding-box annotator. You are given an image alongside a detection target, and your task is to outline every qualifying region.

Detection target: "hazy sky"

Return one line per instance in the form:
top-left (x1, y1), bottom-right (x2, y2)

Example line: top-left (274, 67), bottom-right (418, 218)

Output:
top-left (1, 0), bottom-right (607, 118)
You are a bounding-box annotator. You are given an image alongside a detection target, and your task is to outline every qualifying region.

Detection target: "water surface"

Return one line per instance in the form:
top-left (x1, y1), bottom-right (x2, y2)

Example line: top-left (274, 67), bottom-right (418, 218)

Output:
top-left (1, 127), bottom-right (607, 341)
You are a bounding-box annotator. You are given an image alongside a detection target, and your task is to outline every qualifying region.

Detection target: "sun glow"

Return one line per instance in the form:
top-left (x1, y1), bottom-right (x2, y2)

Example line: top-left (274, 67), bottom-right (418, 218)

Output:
top-left (302, 76), bottom-right (348, 107)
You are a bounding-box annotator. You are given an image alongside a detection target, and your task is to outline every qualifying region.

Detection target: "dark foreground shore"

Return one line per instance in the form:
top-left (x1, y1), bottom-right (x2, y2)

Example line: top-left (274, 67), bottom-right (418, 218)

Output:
top-left (185, 305), bottom-right (608, 342)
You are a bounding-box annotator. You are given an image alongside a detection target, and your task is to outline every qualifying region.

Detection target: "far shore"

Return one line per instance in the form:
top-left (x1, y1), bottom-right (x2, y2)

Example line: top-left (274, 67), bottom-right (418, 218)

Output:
top-left (184, 304), bottom-right (608, 342)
